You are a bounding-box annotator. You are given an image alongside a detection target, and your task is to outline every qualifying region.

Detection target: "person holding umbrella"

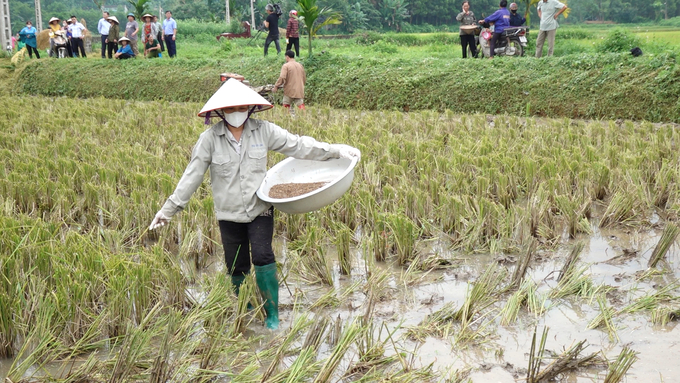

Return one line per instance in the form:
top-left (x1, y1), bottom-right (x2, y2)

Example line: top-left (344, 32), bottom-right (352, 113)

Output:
top-left (148, 79), bottom-right (360, 330)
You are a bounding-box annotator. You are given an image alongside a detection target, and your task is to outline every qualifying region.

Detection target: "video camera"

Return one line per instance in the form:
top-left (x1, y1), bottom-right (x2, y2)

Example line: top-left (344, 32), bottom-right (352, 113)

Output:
top-left (266, 3), bottom-right (283, 16)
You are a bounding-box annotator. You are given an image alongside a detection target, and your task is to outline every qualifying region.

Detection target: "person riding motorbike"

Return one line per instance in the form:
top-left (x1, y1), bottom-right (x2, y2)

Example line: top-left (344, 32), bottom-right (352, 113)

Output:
top-left (478, 0), bottom-right (511, 58)
top-left (509, 3), bottom-right (526, 26)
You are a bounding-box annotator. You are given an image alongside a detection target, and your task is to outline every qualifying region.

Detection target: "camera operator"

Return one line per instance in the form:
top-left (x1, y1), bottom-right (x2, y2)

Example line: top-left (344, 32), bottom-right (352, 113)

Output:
top-left (263, 4), bottom-right (281, 56)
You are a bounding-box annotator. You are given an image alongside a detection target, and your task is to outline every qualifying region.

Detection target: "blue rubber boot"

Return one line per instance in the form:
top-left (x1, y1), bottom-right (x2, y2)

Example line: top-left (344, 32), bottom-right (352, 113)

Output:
top-left (254, 263), bottom-right (279, 330)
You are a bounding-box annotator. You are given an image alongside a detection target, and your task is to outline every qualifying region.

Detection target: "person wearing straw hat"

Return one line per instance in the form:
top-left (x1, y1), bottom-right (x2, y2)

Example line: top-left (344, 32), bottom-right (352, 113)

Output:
top-left (141, 13), bottom-right (158, 46)
top-left (48, 17), bottom-right (66, 57)
top-left (98, 11), bottom-right (111, 58)
top-left (148, 79), bottom-right (360, 330)
top-left (125, 13), bottom-right (140, 57)
top-left (105, 15), bottom-right (120, 59)
top-left (114, 36), bottom-right (134, 59)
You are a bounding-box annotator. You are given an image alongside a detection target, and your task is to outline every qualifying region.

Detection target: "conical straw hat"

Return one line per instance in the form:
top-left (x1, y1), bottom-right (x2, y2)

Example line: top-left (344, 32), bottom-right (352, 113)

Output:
top-left (107, 16), bottom-right (119, 24)
top-left (118, 36), bottom-right (130, 43)
top-left (142, 13), bottom-right (154, 20)
top-left (198, 78), bottom-right (273, 117)
top-left (49, 17), bottom-right (60, 24)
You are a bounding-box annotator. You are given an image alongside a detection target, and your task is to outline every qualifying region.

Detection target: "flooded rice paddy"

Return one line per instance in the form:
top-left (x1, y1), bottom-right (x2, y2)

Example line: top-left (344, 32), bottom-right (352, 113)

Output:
top-left (2, 96), bottom-right (680, 382)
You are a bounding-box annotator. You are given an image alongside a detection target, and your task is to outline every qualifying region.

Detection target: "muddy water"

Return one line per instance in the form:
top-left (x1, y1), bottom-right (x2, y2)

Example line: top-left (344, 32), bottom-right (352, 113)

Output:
top-left (2, 223), bottom-right (678, 382)
top-left (274, 222), bottom-right (680, 382)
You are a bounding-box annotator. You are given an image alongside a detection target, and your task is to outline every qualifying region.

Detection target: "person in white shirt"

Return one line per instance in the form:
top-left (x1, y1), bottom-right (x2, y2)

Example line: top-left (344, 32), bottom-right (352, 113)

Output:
top-left (98, 12), bottom-right (111, 58)
top-left (69, 15), bottom-right (88, 58)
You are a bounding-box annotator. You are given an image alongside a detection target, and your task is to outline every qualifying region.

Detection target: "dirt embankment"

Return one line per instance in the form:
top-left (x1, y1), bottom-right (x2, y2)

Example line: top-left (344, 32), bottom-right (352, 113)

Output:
top-left (7, 52), bottom-right (680, 122)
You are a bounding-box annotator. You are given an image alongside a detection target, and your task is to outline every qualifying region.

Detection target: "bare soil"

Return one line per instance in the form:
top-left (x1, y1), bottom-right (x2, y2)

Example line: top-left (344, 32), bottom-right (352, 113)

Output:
top-left (269, 182), bottom-right (328, 199)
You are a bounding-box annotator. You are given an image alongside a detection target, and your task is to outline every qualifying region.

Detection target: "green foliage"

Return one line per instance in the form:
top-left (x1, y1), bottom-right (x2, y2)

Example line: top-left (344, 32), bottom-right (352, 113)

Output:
top-left (220, 39), bottom-right (233, 53)
top-left (296, 0), bottom-right (343, 56)
top-left (11, 49), bottom-right (680, 122)
top-left (127, 0), bottom-right (151, 20)
top-left (371, 40), bottom-right (397, 53)
top-left (597, 28), bottom-right (641, 53)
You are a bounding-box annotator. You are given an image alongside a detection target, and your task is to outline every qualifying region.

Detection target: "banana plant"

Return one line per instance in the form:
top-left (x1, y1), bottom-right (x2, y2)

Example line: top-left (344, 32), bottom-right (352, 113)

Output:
top-left (296, 0), bottom-right (343, 57)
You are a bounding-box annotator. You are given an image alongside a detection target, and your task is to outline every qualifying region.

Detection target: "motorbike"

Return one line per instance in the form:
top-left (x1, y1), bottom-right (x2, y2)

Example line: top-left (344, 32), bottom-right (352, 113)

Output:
top-left (477, 24), bottom-right (529, 57)
top-left (51, 30), bottom-right (69, 58)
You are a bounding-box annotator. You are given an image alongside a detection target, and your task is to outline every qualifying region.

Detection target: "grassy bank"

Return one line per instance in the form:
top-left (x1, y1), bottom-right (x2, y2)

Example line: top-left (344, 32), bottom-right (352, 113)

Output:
top-left (11, 51), bottom-right (680, 122)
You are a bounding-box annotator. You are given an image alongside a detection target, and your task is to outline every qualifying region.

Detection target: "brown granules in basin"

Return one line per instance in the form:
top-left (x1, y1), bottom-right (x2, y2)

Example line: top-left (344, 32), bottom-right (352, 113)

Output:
top-left (269, 182), bottom-right (328, 199)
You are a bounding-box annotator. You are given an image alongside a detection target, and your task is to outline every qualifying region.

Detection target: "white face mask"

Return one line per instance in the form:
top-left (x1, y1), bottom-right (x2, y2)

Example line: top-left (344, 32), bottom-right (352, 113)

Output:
top-left (224, 110), bottom-right (249, 127)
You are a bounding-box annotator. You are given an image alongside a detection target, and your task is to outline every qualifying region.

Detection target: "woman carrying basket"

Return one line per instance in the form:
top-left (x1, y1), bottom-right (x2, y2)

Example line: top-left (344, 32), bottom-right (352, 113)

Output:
top-left (456, 1), bottom-right (478, 58)
top-left (148, 79), bottom-right (360, 330)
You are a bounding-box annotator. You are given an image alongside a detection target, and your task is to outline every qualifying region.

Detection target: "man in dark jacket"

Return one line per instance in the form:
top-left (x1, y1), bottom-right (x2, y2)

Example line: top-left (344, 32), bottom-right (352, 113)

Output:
top-left (263, 4), bottom-right (281, 56)
top-left (509, 3), bottom-right (526, 26)
top-left (479, 0), bottom-right (511, 58)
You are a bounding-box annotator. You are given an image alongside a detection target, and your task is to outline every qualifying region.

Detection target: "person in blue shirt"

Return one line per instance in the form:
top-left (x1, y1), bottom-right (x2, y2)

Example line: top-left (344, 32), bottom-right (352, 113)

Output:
top-left (479, 0), bottom-right (511, 58)
top-left (19, 21), bottom-right (40, 59)
top-left (509, 3), bottom-right (526, 26)
top-left (114, 37), bottom-right (135, 59)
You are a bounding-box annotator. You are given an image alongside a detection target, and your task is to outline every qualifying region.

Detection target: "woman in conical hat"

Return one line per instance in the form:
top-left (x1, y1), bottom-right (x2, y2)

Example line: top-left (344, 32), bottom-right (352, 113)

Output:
top-left (149, 79), bottom-right (359, 330)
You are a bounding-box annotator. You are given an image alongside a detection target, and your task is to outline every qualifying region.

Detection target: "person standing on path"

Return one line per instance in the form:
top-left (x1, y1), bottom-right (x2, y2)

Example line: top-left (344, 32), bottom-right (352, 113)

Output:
top-left (98, 12), bottom-right (111, 58)
top-left (273, 50), bottom-right (306, 116)
top-left (478, 0), bottom-right (511, 58)
top-left (456, 1), bottom-right (478, 59)
top-left (105, 16), bottom-right (120, 59)
top-left (535, 0), bottom-right (567, 57)
top-left (263, 4), bottom-right (280, 56)
top-left (162, 11), bottom-right (177, 58)
top-left (285, 10), bottom-right (299, 58)
top-left (148, 79), bottom-right (360, 330)
top-left (125, 13), bottom-right (140, 57)
top-left (69, 15), bottom-right (87, 58)
top-left (19, 21), bottom-right (40, 59)
top-left (154, 15), bottom-right (164, 53)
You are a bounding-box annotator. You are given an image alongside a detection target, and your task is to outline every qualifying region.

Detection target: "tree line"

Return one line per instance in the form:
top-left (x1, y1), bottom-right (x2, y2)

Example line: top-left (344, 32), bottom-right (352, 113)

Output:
top-left (8, 0), bottom-right (680, 35)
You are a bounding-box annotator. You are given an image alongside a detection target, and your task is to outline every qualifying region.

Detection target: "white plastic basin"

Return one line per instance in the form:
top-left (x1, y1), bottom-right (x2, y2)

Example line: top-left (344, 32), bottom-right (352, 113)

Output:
top-left (256, 156), bottom-right (358, 214)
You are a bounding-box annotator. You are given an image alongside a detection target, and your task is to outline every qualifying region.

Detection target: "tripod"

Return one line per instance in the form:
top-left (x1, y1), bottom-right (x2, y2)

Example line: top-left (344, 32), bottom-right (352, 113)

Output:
top-left (248, 27), bottom-right (264, 45)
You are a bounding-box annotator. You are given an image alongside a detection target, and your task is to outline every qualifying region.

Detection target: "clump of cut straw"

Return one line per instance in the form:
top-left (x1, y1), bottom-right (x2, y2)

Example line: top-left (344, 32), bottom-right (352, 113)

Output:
top-left (647, 223), bottom-right (679, 268)
top-left (527, 327), bottom-right (603, 383)
top-left (603, 346), bottom-right (637, 383)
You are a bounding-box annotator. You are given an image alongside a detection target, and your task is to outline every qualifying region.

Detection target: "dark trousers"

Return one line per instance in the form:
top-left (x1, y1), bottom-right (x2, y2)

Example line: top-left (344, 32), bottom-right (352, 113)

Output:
top-left (117, 53), bottom-right (133, 59)
top-left (460, 34), bottom-right (477, 58)
top-left (218, 209), bottom-right (276, 276)
top-left (100, 34), bottom-right (108, 58)
top-left (107, 42), bottom-right (118, 58)
top-left (164, 35), bottom-right (176, 57)
top-left (286, 37), bottom-right (299, 57)
top-left (26, 45), bottom-right (40, 58)
top-left (71, 37), bottom-right (86, 57)
top-left (489, 32), bottom-right (502, 57)
top-left (264, 34), bottom-right (280, 56)
top-left (157, 32), bottom-right (164, 51)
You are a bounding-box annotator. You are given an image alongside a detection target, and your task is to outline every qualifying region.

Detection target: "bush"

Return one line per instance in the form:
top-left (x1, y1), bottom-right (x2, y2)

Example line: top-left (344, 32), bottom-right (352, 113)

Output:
top-left (597, 28), bottom-right (641, 53)
top-left (372, 40), bottom-right (398, 54)
top-left (355, 30), bottom-right (383, 45)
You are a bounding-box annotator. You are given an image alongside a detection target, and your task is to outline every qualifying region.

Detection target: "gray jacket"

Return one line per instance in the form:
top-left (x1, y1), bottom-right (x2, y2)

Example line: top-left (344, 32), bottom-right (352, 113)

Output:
top-left (456, 11), bottom-right (476, 36)
top-left (160, 118), bottom-right (341, 223)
